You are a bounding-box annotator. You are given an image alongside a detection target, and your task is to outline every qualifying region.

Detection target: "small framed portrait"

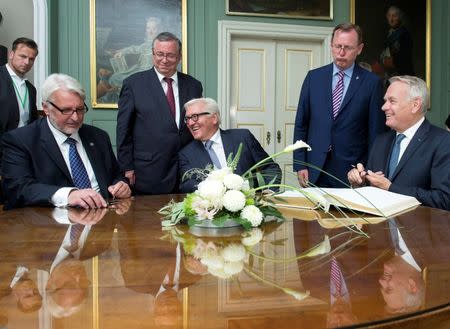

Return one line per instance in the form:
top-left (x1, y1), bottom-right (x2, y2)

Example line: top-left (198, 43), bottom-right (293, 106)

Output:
top-left (226, 0), bottom-right (333, 20)
top-left (89, 0), bottom-right (186, 108)
top-left (351, 0), bottom-right (431, 87)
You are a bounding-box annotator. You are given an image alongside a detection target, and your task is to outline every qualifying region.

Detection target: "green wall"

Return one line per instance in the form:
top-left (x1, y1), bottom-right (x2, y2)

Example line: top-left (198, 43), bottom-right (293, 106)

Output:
top-left (48, 0), bottom-right (449, 145)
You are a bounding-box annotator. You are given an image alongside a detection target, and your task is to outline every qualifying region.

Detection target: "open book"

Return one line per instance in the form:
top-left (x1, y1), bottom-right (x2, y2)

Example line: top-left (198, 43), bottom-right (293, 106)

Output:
top-left (273, 186), bottom-right (421, 217)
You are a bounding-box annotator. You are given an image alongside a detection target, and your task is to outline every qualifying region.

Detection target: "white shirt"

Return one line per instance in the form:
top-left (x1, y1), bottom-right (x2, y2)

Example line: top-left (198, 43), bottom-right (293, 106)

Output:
top-left (204, 129), bottom-right (227, 168)
top-left (6, 63), bottom-right (30, 127)
top-left (396, 117), bottom-right (425, 163)
top-left (47, 118), bottom-right (100, 206)
top-left (155, 70), bottom-right (180, 128)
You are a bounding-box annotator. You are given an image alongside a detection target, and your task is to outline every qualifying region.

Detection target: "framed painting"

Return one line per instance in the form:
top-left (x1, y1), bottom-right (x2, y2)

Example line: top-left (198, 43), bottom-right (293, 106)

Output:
top-left (350, 0), bottom-right (431, 88)
top-left (226, 0), bottom-right (333, 20)
top-left (89, 0), bottom-right (187, 109)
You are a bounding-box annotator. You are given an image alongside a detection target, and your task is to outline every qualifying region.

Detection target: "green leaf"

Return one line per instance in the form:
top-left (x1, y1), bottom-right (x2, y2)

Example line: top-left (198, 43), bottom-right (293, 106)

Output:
top-left (256, 172), bottom-right (265, 187)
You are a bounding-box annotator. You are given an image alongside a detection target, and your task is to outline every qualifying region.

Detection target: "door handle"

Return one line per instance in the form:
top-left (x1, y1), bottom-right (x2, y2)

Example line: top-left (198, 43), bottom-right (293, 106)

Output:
top-left (266, 131), bottom-right (271, 145)
top-left (277, 130), bottom-right (281, 143)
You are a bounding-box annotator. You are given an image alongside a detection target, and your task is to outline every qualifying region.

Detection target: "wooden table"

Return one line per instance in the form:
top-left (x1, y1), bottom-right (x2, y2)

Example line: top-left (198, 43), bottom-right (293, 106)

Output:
top-left (0, 195), bottom-right (449, 328)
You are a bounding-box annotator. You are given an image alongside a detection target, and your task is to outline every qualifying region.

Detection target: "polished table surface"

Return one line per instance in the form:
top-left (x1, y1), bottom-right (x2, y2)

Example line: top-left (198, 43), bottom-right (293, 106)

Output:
top-left (0, 195), bottom-right (449, 328)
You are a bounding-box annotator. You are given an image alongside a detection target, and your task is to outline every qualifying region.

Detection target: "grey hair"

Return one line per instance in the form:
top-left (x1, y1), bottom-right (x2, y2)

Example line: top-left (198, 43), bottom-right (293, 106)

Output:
top-left (184, 97), bottom-right (221, 124)
top-left (388, 75), bottom-right (430, 113)
top-left (152, 32), bottom-right (182, 54)
top-left (387, 6), bottom-right (404, 22)
top-left (41, 73), bottom-right (86, 101)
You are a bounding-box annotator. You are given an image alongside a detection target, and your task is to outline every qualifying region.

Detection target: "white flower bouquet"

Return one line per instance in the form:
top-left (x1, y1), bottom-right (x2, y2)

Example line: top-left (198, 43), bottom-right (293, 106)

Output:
top-left (162, 225), bottom-right (331, 301)
top-left (159, 141), bottom-right (312, 229)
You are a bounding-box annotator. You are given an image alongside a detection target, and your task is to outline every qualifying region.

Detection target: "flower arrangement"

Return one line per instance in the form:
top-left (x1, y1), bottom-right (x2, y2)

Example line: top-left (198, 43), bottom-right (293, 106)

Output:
top-left (162, 225), bottom-right (331, 301)
top-left (159, 140), bottom-right (312, 229)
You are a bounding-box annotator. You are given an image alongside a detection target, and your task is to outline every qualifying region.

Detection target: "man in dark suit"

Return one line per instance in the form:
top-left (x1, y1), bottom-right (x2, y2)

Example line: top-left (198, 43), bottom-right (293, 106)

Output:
top-left (117, 32), bottom-right (203, 195)
top-left (0, 38), bottom-right (39, 155)
top-left (1, 73), bottom-right (131, 209)
top-left (178, 98), bottom-right (281, 193)
top-left (293, 23), bottom-right (385, 188)
top-left (348, 76), bottom-right (450, 210)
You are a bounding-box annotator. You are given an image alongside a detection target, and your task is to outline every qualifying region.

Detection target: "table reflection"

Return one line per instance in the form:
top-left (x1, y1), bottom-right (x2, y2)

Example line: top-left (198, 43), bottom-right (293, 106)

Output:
top-left (0, 196), bottom-right (449, 328)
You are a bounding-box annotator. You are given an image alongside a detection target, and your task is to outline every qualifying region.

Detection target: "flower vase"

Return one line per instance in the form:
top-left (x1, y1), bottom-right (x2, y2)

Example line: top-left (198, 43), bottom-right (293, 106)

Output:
top-left (190, 218), bottom-right (242, 237)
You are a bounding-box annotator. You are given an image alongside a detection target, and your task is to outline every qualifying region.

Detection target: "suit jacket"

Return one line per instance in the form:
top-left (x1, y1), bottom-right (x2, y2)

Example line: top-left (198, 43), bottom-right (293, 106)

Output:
top-left (0, 65), bottom-right (39, 158)
top-left (293, 63), bottom-right (385, 186)
top-left (178, 129), bottom-right (282, 193)
top-left (1, 118), bottom-right (126, 209)
top-left (116, 67), bottom-right (203, 194)
top-left (366, 119), bottom-right (450, 210)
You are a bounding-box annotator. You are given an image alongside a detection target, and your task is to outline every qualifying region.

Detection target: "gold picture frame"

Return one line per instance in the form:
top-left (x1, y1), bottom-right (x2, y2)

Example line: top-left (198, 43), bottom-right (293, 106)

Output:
top-left (89, 0), bottom-right (187, 109)
top-left (226, 0), bottom-right (333, 20)
top-left (350, 0), bottom-right (431, 89)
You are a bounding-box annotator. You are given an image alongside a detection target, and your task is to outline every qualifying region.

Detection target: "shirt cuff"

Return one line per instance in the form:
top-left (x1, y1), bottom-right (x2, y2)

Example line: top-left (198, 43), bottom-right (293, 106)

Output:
top-left (51, 187), bottom-right (76, 207)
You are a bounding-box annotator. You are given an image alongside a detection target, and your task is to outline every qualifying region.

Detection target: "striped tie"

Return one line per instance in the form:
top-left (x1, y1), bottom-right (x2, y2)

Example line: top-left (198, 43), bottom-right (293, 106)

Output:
top-left (332, 71), bottom-right (345, 119)
top-left (330, 257), bottom-right (344, 298)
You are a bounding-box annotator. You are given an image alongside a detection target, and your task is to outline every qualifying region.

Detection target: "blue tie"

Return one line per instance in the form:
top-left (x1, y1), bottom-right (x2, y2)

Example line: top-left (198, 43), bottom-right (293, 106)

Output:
top-left (66, 137), bottom-right (92, 189)
top-left (388, 134), bottom-right (406, 180)
top-left (204, 140), bottom-right (222, 169)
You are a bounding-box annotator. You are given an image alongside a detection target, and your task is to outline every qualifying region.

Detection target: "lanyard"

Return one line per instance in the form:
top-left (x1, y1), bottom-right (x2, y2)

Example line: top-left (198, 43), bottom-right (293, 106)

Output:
top-left (12, 80), bottom-right (29, 109)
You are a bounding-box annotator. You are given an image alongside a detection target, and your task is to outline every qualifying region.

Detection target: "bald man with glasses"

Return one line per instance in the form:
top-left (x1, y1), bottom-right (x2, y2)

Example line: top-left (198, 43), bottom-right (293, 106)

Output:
top-left (178, 98), bottom-right (281, 193)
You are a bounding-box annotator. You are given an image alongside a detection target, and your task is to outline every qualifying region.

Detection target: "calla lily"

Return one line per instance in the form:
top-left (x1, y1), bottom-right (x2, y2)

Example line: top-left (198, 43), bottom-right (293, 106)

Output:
top-left (302, 235), bottom-right (331, 258)
top-left (283, 140), bottom-right (312, 153)
top-left (283, 288), bottom-right (310, 300)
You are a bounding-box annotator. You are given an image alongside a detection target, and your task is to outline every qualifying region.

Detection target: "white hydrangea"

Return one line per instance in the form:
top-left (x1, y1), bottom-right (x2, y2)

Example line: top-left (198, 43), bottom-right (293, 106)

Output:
top-left (241, 205), bottom-right (263, 227)
top-left (223, 261), bottom-right (244, 276)
top-left (207, 167), bottom-right (232, 182)
top-left (241, 180), bottom-right (251, 192)
top-left (223, 173), bottom-right (244, 190)
top-left (222, 244), bottom-right (246, 262)
top-left (196, 179), bottom-right (225, 203)
top-left (200, 254), bottom-right (224, 270)
top-left (222, 190), bottom-right (246, 212)
top-left (241, 228), bottom-right (263, 246)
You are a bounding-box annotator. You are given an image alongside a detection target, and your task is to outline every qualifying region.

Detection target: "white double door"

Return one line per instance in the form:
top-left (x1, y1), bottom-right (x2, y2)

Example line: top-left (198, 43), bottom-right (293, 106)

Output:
top-left (229, 37), bottom-right (324, 185)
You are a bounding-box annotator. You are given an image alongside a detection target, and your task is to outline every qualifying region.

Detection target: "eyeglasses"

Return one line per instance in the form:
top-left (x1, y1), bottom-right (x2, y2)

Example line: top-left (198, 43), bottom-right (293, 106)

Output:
top-left (153, 51), bottom-right (179, 61)
top-left (332, 44), bottom-right (358, 52)
top-left (47, 100), bottom-right (88, 116)
top-left (184, 112), bottom-right (211, 123)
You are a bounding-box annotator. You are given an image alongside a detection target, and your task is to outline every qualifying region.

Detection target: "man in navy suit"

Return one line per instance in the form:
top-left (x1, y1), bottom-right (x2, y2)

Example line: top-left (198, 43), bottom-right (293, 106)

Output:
top-left (178, 98), bottom-right (281, 193)
top-left (348, 76), bottom-right (450, 210)
top-left (293, 23), bottom-right (385, 188)
top-left (117, 32), bottom-right (203, 195)
top-left (1, 73), bottom-right (131, 209)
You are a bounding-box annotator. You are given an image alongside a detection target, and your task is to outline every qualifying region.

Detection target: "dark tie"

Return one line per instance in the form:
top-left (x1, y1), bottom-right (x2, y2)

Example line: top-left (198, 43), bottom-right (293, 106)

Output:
top-left (204, 140), bottom-right (222, 169)
top-left (332, 71), bottom-right (345, 119)
top-left (163, 77), bottom-right (176, 118)
top-left (388, 218), bottom-right (405, 255)
top-left (66, 138), bottom-right (92, 189)
top-left (388, 134), bottom-right (406, 179)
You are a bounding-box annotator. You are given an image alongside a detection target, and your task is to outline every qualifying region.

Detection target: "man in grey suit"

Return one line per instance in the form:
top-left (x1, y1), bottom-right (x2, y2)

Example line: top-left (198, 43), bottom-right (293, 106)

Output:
top-left (348, 76), bottom-right (450, 210)
top-left (116, 32), bottom-right (203, 195)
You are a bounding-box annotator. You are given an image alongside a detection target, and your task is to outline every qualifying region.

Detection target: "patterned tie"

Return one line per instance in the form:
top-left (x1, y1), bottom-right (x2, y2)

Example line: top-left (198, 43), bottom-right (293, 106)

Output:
top-left (332, 71), bottom-right (345, 119)
top-left (204, 140), bottom-right (222, 169)
top-left (163, 77), bottom-right (176, 118)
top-left (67, 223), bottom-right (84, 252)
top-left (387, 134), bottom-right (406, 179)
top-left (66, 138), bottom-right (92, 189)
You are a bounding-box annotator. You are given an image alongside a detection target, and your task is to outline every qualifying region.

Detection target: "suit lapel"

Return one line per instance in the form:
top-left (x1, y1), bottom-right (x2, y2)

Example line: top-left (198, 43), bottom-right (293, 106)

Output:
top-left (193, 140), bottom-right (211, 166)
top-left (391, 120), bottom-right (430, 180)
top-left (39, 119), bottom-right (72, 182)
top-left (338, 65), bottom-right (365, 117)
top-left (0, 66), bottom-right (20, 118)
top-left (149, 68), bottom-right (178, 130)
top-left (177, 72), bottom-right (189, 132)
